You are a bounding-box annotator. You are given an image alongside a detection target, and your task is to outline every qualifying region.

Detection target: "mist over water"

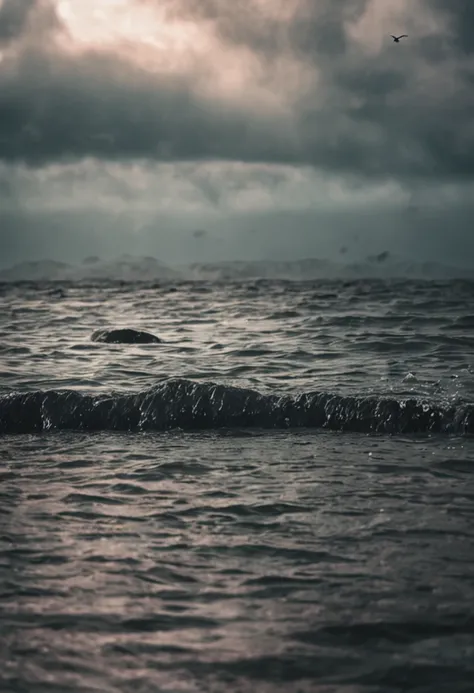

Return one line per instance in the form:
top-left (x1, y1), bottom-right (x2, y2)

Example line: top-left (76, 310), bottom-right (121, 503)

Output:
top-left (3, 196), bottom-right (474, 273)
top-left (1, 277), bottom-right (474, 692)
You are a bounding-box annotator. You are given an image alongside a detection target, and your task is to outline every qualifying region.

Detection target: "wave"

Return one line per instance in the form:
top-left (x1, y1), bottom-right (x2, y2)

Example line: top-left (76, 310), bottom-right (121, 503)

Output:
top-left (1, 378), bottom-right (472, 435)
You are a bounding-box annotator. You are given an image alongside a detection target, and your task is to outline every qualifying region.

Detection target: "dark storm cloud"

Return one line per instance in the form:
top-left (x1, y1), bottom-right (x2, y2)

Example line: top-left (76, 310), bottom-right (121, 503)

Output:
top-left (0, 0), bottom-right (473, 182)
top-left (0, 0), bottom-right (59, 44)
top-left (428, 0), bottom-right (474, 55)
top-left (0, 0), bottom-right (35, 44)
top-left (0, 48), bottom-right (291, 164)
top-left (156, 0), bottom-right (368, 59)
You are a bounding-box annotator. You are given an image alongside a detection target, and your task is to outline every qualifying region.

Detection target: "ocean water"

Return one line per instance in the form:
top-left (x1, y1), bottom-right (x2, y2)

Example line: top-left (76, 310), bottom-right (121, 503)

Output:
top-left (1, 278), bottom-right (474, 692)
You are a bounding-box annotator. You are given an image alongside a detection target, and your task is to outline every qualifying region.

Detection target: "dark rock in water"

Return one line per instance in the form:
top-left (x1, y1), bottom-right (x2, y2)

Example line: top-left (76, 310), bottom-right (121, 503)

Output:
top-left (49, 287), bottom-right (66, 299)
top-left (91, 329), bottom-right (162, 344)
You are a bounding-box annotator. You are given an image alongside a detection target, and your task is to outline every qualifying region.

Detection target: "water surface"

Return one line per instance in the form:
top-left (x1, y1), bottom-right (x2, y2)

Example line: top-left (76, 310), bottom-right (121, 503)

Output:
top-left (1, 279), bottom-right (474, 692)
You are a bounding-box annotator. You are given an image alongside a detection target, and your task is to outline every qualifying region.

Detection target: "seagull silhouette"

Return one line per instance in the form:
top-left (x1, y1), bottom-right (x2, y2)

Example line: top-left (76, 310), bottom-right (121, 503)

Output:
top-left (391, 34), bottom-right (407, 42)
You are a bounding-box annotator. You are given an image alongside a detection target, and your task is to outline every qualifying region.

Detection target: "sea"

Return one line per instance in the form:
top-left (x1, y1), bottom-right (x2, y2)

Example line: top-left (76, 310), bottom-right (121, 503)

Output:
top-left (1, 274), bottom-right (474, 693)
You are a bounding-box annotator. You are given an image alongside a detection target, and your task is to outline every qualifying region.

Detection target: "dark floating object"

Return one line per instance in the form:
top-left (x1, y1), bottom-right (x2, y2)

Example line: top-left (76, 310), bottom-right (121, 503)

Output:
top-left (391, 34), bottom-right (407, 42)
top-left (91, 329), bottom-right (162, 344)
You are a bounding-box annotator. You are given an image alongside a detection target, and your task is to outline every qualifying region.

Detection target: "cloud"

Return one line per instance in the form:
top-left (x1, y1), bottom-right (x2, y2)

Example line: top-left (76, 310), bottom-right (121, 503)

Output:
top-left (0, 0), bottom-right (61, 45)
top-left (427, 0), bottom-right (474, 55)
top-left (0, 0), bottom-right (473, 186)
top-left (0, 46), bottom-right (294, 166)
top-left (154, 0), bottom-right (368, 59)
top-left (0, 0), bottom-right (35, 45)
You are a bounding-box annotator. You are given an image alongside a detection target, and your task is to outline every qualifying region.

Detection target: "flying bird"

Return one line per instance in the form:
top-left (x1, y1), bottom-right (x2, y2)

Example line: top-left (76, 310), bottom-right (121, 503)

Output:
top-left (391, 34), bottom-right (407, 42)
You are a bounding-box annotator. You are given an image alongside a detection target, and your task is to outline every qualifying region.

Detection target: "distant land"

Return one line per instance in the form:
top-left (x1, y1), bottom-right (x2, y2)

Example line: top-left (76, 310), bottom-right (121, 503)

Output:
top-left (0, 255), bottom-right (473, 282)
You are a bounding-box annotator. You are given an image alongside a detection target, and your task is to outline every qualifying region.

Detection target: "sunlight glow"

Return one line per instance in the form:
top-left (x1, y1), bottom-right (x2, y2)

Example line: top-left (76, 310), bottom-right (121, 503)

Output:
top-left (53, 0), bottom-right (298, 113)
top-left (56, 0), bottom-right (203, 55)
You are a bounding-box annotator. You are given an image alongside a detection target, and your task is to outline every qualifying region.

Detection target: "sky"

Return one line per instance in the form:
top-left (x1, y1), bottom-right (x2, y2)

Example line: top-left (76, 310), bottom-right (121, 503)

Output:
top-left (0, 0), bottom-right (473, 268)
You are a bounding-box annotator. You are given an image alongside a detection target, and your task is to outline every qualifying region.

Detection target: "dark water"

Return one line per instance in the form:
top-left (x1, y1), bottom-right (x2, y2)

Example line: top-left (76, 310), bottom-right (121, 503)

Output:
top-left (1, 279), bottom-right (474, 692)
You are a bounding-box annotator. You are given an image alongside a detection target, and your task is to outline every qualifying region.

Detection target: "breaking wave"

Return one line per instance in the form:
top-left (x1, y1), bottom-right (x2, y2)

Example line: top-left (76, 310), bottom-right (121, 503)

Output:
top-left (1, 378), bottom-right (472, 435)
